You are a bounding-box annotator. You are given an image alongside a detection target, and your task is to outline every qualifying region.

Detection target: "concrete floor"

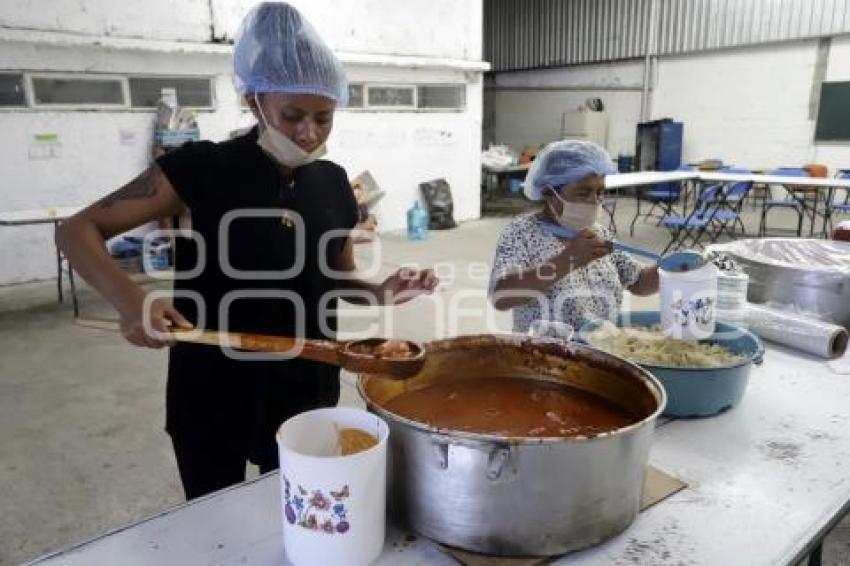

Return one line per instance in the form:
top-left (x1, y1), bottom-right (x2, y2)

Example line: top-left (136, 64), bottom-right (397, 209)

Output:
top-left (1, 197), bottom-right (849, 564)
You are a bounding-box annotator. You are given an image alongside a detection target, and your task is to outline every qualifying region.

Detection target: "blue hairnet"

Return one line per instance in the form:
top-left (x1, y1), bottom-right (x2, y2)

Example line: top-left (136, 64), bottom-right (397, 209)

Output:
top-left (233, 2), bottom-right (349, 105)
top-left (523, 140), bottom-right (615, 200)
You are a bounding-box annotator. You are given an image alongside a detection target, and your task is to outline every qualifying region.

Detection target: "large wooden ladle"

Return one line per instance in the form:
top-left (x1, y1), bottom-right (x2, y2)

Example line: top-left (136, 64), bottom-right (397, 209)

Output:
top-left (170, 328), bottom-right (425, 379)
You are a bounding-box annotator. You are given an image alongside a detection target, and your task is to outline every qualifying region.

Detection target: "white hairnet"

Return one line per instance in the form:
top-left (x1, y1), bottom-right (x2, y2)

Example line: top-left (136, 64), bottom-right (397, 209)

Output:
top-left (233, 2), bottom-right (348, 105)
top-left (523, 140), bottom-right (615, 200)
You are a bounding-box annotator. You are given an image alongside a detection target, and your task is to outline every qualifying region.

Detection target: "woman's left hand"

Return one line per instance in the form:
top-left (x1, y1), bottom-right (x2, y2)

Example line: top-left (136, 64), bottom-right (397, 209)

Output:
top-left (376, 267), bottom-right (439, 305)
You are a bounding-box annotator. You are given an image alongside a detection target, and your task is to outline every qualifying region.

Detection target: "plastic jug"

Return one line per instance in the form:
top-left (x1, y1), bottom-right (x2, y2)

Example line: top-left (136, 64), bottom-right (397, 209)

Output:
top-left (660, 262), bottom-right (719, 340)
top-left (407, 201), bottom-right (428, 241)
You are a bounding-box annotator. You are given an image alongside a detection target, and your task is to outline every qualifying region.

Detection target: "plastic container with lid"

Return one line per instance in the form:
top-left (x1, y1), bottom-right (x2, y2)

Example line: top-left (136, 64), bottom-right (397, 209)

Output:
top-left (660, 262), bottom-right (719, 340)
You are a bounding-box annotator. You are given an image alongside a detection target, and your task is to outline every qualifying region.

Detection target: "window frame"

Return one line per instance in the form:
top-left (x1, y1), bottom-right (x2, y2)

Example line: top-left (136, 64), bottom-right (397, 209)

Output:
top-left (339, 82), bottom-right (467, 113)
top-left (27, 72), bottom-right (130, 110)
top-left (128, 75), bottom-right (216, 111)
top-left (364, 84), bottom-right (417, 111)
top-left (0, 71), bottom-right (218, 112)
top-left (0, 72), bottom-right (27, 108)
top-left (347, 83), bottom-right (365, 109)
top-left (416, 83), bottom-right (466, 111)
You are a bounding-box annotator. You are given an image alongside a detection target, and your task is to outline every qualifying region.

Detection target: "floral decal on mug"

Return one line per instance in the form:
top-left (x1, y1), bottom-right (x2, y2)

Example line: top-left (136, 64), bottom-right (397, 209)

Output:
top-left (283, 475), bottom-right (351, 534)
top-left (671, 296), bottom-right (715, 326)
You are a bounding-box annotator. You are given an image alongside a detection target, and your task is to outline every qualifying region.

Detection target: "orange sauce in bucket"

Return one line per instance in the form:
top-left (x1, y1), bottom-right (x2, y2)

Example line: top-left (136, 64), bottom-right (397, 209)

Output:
top-left (336, 427), bottom-right (379, 455)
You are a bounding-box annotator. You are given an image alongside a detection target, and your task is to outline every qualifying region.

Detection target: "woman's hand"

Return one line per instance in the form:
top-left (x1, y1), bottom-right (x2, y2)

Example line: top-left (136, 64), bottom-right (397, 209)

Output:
top-left (629, 265), bottom-right (660, 296)
top-left (375, 267), bottom-right (439, 305)
top-left (557, 228), bottom-right (613, 270)
top-left (120, 294), bottom-right (193, 348)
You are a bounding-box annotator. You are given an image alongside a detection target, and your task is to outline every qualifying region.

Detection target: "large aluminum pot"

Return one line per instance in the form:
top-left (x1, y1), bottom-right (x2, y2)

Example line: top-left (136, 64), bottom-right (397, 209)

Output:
top-left (357, 334), bottom-right (665, 556)
top-left (712, 238), bottom-right (850, 328)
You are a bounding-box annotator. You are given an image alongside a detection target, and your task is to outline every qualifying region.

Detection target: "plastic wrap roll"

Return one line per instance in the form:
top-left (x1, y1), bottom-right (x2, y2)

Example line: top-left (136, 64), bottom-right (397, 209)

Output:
top-left (746, 304), bottom-right (849, 359)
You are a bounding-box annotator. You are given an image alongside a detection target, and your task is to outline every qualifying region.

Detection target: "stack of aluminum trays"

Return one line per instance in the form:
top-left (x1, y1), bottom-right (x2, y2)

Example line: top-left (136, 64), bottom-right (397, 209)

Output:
top-left (716, 272), bottom-right (749, 328)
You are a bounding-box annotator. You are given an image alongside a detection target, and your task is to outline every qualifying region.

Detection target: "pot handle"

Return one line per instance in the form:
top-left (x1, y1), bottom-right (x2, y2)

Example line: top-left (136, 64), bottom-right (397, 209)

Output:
top-left (432, 439), bottom-right (449, 469)
top-left (752, 342), bottom-right (766, 366)
top-left (486, 446), bottom-right (512, 480)
top-left (430, 434), bottom-right (515, 480)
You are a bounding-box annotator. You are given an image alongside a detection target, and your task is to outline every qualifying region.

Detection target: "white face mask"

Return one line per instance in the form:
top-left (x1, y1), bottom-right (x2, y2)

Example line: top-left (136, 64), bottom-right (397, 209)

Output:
top-left (548, 187), bottom-right (599, 231)
top-left (255, 95), bottom-right (327, 168)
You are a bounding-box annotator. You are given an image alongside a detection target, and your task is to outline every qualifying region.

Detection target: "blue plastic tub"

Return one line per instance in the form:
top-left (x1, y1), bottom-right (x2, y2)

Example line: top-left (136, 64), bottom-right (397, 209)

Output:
top-left (579, 311), bottom-right (764, 418)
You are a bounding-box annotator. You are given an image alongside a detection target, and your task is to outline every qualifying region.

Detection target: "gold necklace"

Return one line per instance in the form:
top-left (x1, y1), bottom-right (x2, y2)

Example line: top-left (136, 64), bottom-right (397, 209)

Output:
top-left (280, 176), bottom-right (296, 228)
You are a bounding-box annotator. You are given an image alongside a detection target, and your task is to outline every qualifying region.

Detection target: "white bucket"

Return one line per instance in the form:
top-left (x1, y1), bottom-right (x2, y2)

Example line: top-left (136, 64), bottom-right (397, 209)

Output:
top-left (660, 262), bottom-right (719, 340)
top-left (276, 407), bottom-right (389, 566)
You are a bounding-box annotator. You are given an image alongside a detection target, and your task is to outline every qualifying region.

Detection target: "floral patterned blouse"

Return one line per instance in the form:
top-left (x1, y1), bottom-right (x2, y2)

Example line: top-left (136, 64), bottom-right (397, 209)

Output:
top-left (488, 213), bottom-right (643, 333)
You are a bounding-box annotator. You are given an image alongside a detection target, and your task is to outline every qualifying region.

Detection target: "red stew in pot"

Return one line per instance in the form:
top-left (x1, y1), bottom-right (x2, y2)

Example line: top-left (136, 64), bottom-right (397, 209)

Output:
top-left (383, 377), bottom-right (635, 437)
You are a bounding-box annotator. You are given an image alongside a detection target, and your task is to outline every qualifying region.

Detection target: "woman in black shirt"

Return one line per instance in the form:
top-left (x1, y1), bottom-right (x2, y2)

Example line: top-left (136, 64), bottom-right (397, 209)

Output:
top-left (57, 2), bottom-right (437, 499)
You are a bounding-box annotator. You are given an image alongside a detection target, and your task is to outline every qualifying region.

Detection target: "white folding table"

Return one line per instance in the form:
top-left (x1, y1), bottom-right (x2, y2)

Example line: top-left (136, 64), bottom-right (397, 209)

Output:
top-left (30, 344), bottom-right (850, 566)
top-left (0, 207), bottom-right (82, 316)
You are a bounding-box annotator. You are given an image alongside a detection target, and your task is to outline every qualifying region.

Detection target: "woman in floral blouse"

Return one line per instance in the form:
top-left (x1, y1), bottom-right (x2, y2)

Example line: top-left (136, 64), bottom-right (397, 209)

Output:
top-left (488, 140), bottom-right (659, 333)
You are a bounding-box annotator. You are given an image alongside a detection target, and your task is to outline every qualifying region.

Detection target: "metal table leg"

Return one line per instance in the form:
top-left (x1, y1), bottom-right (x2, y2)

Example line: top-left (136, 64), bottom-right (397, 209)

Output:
top-left (53, 220), bottom-right (63, 304)
top-left (53, 220), bottom-right (80, 316)
top-left (822, 187), bottom-right (834, 237)
top-left (630, 193), bottom-right (642, 236)
top-left (808, 192), bottom-right (818, 237)
top-left (68, 264), bottom-right (79, 318)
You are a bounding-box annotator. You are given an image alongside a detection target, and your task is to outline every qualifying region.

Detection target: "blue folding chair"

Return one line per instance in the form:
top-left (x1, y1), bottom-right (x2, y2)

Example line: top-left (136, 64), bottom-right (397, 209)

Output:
top-left (759, 167), bottom-right (810, 237)
top-left (629, 178), bottom-right (685, 236)
top-left (826, 169), bottom-right (850, 234)
top-left (704, 168), bottom-right (753, 238)
top-left (660, 184), bottom-right (725, 254)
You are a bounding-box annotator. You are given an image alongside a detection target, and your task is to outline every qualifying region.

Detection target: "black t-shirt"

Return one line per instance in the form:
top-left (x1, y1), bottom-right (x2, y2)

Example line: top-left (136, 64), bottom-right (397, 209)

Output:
top-left (156, 128), bottom-right (358, 462)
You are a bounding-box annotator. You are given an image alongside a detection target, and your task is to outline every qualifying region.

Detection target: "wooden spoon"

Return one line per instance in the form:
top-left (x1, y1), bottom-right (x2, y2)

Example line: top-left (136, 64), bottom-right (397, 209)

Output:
top-left (170, 328), bottom-right (425, 379)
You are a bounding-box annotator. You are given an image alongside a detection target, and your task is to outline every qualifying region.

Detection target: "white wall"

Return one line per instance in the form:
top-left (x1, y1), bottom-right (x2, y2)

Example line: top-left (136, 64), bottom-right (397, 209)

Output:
top-left (0, 0), bottom-right (212, 42)
top-left (213, 0), bottom-right (483, 60)
top-left (329, 66), bottom-right (483, 232)
top-left (489, 89), bottom-right (641, 156)
top-left (652, 41), bottom-right (817, 167)
top-left (0, 42), bottom-right (251, 285)
top-left (0, 1), bottom-right (485, 285)
top-left (489, 35), bottom-right (850, 172)
top-left (487, 60), bottom-right (644, 156)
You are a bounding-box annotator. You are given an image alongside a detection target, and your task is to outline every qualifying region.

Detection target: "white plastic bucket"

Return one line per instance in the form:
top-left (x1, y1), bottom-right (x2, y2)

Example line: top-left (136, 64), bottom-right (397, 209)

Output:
top-left (660, 262), bottom-right (719, 340)
top-left (276, 407), bottom-right (389, 566)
